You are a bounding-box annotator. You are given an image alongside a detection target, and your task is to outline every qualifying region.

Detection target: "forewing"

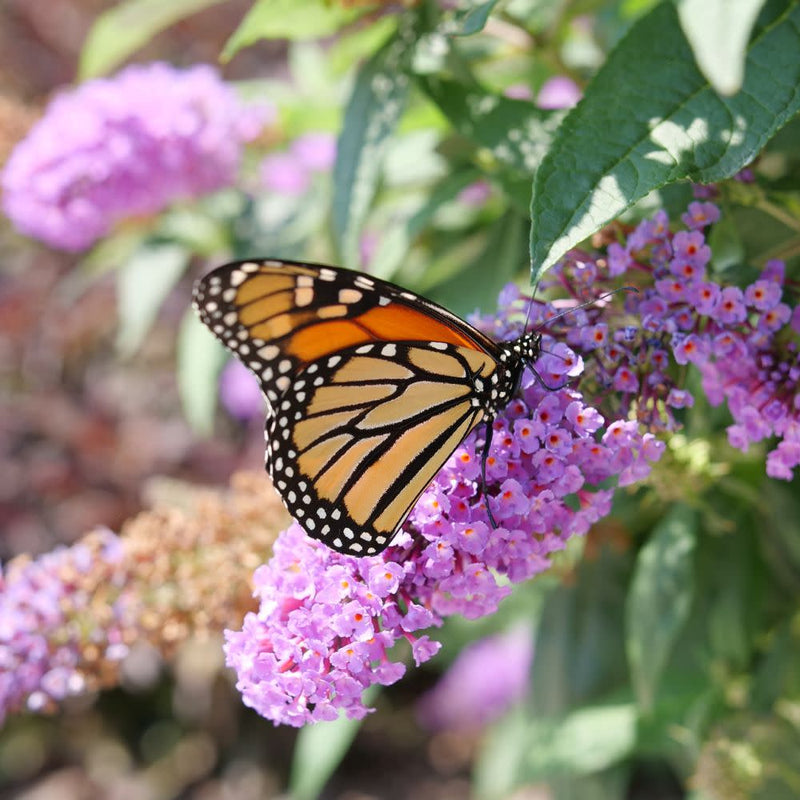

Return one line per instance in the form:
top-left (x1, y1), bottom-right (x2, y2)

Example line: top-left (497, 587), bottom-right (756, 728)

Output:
top-left (192, 258), bottom-right (500, 413)
top-left (266, 341), bottom-right (498, 556)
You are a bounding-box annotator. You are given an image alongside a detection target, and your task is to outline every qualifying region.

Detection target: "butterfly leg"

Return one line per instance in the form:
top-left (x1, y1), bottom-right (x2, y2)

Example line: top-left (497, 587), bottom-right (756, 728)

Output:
top-left (480, 419), bottom-right (499, 529)
top-left (528, 364), bottom-right (572, 392)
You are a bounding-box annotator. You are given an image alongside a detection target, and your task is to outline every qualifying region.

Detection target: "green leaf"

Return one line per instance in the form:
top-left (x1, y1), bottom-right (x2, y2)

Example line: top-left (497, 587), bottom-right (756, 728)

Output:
top-left (370, 168), bottom-right (480, 280)
top-left (288, 688), bottom-right (377, 800)
top-left (677, 0), bottom-right (766, 95)
top-left (529, 1), bottom-right (800, 282)
top-left (223, 0), bottom-right (365, 59)
top-left (522, 704), bottom-right (638, 779)
top-left (448, 0), bottom-right (500, 36)
top-left (177, 309), bottom-right (227, 435)
top-left (116, 243), bottom-right (190, 357)
top-left (420, 76), bottom-right (561, 174)
top-left (626, 504), bottom-right (697, 712)
top-left (473, 706), bottom-right (530, 800)
top-left (530, 544), bottom-right (633, 716)
top-left (332, 12), bottom-right (422, 266)
top-left (79, 0), bottom-right (226, 79)
top-left (426, 211), bottom-right (527, 316)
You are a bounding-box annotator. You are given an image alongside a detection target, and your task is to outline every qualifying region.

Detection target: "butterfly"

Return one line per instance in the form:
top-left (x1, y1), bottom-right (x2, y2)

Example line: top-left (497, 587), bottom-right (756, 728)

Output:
top-left (193, 258), bottom-right (541, 557)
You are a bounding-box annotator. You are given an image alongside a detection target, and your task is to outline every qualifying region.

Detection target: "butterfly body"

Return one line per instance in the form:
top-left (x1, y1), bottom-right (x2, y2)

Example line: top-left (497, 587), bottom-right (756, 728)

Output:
top-left (194, 259), bottom-right (541, 556)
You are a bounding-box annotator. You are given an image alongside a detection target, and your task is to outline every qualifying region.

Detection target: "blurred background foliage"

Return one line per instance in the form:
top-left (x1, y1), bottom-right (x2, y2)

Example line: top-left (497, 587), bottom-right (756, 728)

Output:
top-left (1, 0), bottom-right (799, 798)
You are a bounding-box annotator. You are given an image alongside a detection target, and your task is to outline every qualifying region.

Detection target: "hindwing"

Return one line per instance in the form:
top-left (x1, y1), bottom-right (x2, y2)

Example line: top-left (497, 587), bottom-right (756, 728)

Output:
top-left (264, 340), bottom-right (496, 555)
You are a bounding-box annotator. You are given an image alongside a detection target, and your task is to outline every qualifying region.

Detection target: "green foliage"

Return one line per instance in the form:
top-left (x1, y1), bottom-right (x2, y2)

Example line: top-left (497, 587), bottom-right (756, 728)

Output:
top-left (116, 242), bottom-right (190, 357)
top-left (331, 12), bottom-right (421, 266)
top-left (79, 0), bottom-right (227, 78)
top-left (676, 0), bottom-right (766, 95)
top-left (222, 0), bottom-right (368, 60)
top-left (176, 311), bottom-right (226, 435)
top-left (626, 504), bottom-right (697, 711)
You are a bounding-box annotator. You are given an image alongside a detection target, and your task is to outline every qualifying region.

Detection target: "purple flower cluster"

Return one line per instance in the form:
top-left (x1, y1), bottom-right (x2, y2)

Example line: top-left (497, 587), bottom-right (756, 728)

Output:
top-left (2, 63), bottom-right (269, 251)
top-left (543, 201), bottom-right (800, 479)
top-left (0, 530), bottom-right (129, 725)
top-left (224, 308), bottom-right (664, 726)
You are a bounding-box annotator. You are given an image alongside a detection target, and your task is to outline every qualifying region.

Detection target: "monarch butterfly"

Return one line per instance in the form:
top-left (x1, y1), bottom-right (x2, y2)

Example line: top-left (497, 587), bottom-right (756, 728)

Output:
top-left (193, 259), bottom-right (542, 556)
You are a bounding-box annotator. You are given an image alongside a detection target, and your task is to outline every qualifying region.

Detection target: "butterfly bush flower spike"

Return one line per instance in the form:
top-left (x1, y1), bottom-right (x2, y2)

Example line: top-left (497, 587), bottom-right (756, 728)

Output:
top-left (1, 63), bottom-right (270, 251)
top-left (549, 205), bottom-right (800, 479)
top-left (224, 304), bottom-right (664, 726)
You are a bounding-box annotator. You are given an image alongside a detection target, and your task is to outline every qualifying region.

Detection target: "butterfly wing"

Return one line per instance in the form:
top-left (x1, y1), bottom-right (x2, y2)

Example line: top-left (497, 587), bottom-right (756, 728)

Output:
top-left (193, 258), bottom-right (504, 555)
top-left (265, 340), bottom-right (494, 555)
top-left (193, 259), bottom-right (501, 413)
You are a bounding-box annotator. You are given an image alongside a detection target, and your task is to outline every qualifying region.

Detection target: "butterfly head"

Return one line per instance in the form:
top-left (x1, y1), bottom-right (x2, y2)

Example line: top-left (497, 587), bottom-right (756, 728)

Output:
top-left (500, 329), bottom-right (542, 367)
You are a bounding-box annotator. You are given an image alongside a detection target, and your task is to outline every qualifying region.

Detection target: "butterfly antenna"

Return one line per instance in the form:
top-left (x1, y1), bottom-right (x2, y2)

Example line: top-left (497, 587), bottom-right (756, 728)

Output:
top-left (534, 286), bottom-right (638, 330)
top-left (522, 273), bottom-right (540, 332)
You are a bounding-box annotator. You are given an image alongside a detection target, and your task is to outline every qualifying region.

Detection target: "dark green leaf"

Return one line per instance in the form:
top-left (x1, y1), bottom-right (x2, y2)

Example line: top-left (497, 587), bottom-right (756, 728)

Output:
top-left (473, 707), bottom-right (530, 800)
top-left (547, 768), bottom-right (630, 800)
top-left (223, 0), bottom-right (365, 58)
top-left (177, 310), bottom-right (227, 435)
top-left (79, 0), bottom-right (226, 78)
top-left (116, 243), bottom-right (190, 356)
top-left (448, 0), bottom-right (500, 36)
top-left (530, 1), bottom-right (800, 281)
top-left (370, 168), bottom-right (481, 280)
top-left (626, 504), bottom-right (697, 711)
top-left (332, 12), bottom-right (422, 266)
top-left (677, 0), bottom-right (766, 95)
top-left (531, 544), bottom-right (633, 716)
top-left (420, 76), bottom-right (561, 174)
top-left (426, 211), bottom-right (527, 316)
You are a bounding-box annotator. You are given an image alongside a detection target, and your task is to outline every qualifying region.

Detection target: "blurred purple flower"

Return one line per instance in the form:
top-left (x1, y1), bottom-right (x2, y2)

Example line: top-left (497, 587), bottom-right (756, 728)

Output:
top-left (290, 132), bottom-right (336, 172)
top-left (536, 76), bottom-right (582, 109)
top-left (260, 131), bottom-right (336, 196)
top-left (0, 529), bottom-right (129, 725)
top-left (416, 625), bottom-right (533, 731)
top-left (458, 180), bottom-right (492, 207)
top-left (219, 359), bottom-right (264, 421)
top-left (260, 152), bottom-right (311, 195)
top-left (359, 230), bottom-right (380, 269)
top-left (1, 62), bottom-right (270, 251)
top-left (504, 84), bottom-right (534, 101)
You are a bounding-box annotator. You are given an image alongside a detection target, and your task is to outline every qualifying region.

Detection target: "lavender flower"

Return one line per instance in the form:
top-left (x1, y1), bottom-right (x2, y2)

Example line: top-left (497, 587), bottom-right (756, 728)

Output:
top-left (260, 131), bottom-right (336, 195)
top-left (1, 63), bottom-right (269, 251)
top-left (224, 298), bottom-right (664, 726)
top-left (0, 474), bottom-right (287, 726)
top-left (219, 359), bottom-right (264, 421)
top-left (0, 529), bottom-right (129, 725)
top-left (548, 203), bottom-right (800, 479)
top-left (416, 625), bottom-right (533, 731)
top-left (536, 76), bottom-right (582, 109)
